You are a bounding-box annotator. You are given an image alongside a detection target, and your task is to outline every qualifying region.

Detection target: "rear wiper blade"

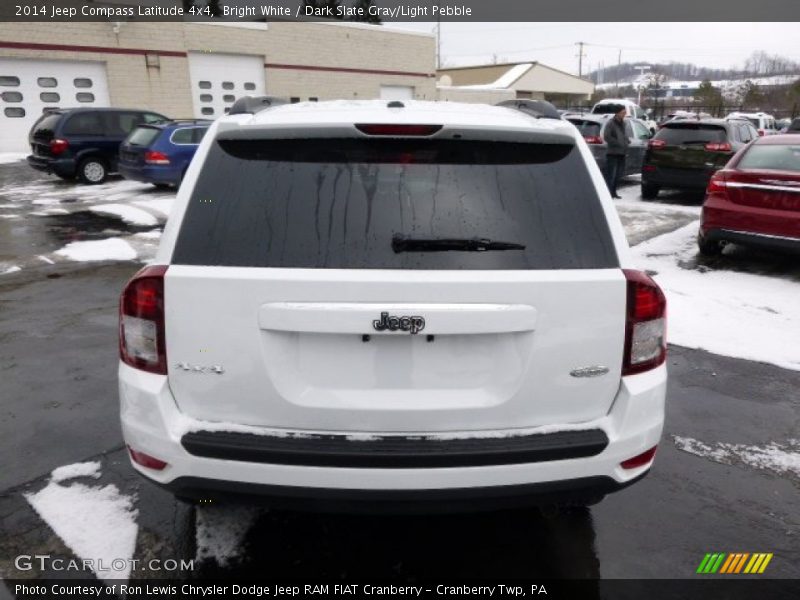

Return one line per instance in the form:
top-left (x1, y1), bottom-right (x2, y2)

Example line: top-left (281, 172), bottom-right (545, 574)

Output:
top-left (392, 235), bottom-right (526, 253)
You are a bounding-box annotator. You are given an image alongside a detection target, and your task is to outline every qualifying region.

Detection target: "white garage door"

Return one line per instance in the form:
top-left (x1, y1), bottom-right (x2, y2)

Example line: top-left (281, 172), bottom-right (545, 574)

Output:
top-left (380, 85), bottom-right (415, 101)
top-left (187, 53), bottom-right (266, 119)
top-left (0, 58), bottom-right (109, 152)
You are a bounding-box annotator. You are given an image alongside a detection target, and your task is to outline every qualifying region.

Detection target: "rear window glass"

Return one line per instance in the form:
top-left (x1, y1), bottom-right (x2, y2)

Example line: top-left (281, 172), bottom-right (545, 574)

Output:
top-left (738, 144), bottom-right (800, 173)
top-left (567, 119), bottom-right (602, 137)
top-left (655, 124), bottom-right (727, 145)
top-left (32, 113), bottom-right (62, 137)
top-left (592, 104), bottom-right (624, 115)
top-left (173, 138), bottom-right (618, 270)
top-left (127, 126), bottom-right (161, 147)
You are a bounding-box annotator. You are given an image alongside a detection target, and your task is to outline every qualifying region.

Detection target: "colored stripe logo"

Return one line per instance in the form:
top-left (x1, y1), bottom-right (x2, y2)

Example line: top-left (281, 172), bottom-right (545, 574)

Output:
top-left (697, 553), bottom-right (773, 574)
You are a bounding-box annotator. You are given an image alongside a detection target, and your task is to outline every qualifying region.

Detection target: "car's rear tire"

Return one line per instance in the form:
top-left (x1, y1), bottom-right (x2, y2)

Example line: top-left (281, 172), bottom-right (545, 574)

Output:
top-left (77, 157), bottom-right (108, 185)
top-left (697, 232), bottom-right (722, 256)
top-left (641, 182), bottom-right (660, 200)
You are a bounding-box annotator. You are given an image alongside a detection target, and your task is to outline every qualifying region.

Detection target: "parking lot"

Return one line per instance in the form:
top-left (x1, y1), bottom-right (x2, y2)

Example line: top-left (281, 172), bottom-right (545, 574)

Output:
top-left (1, 157), bottom-right (799, 584)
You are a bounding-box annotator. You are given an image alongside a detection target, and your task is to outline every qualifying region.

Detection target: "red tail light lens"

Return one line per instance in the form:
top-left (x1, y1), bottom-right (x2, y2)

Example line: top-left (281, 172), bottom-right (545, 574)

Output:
top-left (49, 138), bottom-right (69, 156)
top-left (584, 135), bottom-right (603, 145)
top-left (704, 142), bottom-right (732, 152)
top-left (706, 171), bottom-right (728, 194)
top-left (355, 124), bottom-right (442, 136)
top-left (621, 445), bottom-right (658, 469)
top-left (119, 265), bottom-right (168, 375)
top-left (642, 165), bottom-right (656, 172)
top-left (128, 446), bottom-right (168, 470)
top-left (648, 139), bottom-right (666, 149)
top-left (757, 129), bottom-right (765, 137)
top-left (623, 269), bottom-right (667, 376)
top-left (144, 150), bottom-right (170, 165)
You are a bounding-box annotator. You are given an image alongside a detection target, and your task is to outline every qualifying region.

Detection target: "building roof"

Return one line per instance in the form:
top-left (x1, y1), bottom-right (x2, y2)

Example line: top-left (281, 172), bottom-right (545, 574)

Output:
top-left (438, 61), bottom-right (593, 93)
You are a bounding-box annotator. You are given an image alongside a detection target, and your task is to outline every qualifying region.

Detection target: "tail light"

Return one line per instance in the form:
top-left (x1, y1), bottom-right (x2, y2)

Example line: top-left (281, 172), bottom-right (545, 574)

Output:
top-left (621, 446), bottom-right (658, 469)
top-left (144, 150), bottom-right (170, 165)
top-left (757, 129), bottom-right (765, 137)
top-left (128, 446), bottom-right (168, 470)
top-left (642, 165), bottom-right (656, 172)
top-left (119, 265), bottom-right (168, 375)
top-left (49, 138), bottom-right (69, 156)
top-left (648, 139), bottom-right (666, 149)
top-left (355, 124), bottom-right (442, 136)
top-left (584, 135), bottom-right (603, 145)
top-left (704, 142), bottom-right (732, 152)
top-left (706, 170), bottom-right (728, 195)
top-left (622, 269), bottom-right (667, 376)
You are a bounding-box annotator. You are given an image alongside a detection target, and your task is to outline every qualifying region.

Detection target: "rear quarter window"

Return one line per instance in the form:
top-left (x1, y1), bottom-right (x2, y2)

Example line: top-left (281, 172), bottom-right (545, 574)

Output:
top-left (126, 126), bottom-right (161, 147)
top-left (172, 138), bottom-right (618, 270)
top-left (63, 112), bottom-right (104, 135)
top-left (654, 124), bottom-right (727, 145)
top-left (567, 119), bottom-right (602, 138)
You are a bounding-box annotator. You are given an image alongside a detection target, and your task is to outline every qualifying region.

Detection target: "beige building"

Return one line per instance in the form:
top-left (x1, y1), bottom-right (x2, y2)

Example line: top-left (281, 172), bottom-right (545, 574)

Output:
top-left (0, 19), bottom-right (436, 151)
top-left (437, 62), bottom-right (594, 106)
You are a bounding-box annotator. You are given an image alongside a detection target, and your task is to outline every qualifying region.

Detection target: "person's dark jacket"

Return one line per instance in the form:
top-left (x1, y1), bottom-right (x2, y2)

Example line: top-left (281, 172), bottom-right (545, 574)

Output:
top-left (603, 117), bottom-right (629, 156)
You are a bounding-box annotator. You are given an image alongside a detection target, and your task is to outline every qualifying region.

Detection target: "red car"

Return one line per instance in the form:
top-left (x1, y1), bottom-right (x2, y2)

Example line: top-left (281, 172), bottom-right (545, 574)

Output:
top-left (698, 134), bottom-right (800, 255)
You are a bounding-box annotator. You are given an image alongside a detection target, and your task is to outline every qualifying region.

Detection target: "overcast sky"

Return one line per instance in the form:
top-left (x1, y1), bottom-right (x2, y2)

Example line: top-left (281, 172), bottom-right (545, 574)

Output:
top-left (389, 22), bottom-right (800, 76)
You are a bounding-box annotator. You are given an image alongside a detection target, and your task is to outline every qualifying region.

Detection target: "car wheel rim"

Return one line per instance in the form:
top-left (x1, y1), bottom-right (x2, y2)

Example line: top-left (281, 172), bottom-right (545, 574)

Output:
top-left (84, 162), bottom-right (104, 182)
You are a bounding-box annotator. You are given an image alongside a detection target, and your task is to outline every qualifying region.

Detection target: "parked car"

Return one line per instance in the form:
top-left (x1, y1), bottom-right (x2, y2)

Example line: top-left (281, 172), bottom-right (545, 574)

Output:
top-left (565, 114), bottom-right (651, 176)
top-left (26, 108), bottom-right (168, 184)
top-left (698, 133), bottom-right (800, 256)
top-left (591, 98), bottom-right (657, 133)
top-left (118, 120), bottom-right (211, 188)
top-left (776, 118), bottom-right (792, 132)
top-left (118, 99), bottom-right (667, 510)
top-left (725, 111), bottom-right (779, 137)
top-left (641, 118), bottom-right (758, 199)
top-left (787, 118), bottom-right (800, 133)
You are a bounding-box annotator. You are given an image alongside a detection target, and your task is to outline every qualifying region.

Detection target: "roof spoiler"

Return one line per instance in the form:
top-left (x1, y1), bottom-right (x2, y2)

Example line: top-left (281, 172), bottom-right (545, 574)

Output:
top-left (229, 95), bottom-right (289, 116)
top-left (496, 99), bottom-right (562, 120)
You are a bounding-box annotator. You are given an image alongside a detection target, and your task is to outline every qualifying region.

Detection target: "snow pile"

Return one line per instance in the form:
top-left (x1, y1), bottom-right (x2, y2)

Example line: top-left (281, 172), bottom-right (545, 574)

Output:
top-left (0, 152), bottom-right (28, 165)
top-left (55, 238), bottom-right (137, 262)
top-left (632, 222), bottom-right (800, 371)
top-left (195, 504), bottom-right (263, 567)
top-left (89, 204), bottom-right (158, 226)
top-left (1, 265), bottom-right (21, 275)
top-left (25, 462), bottom-right (139, 581)
top-left (674, 436), bottom-right (800, 479)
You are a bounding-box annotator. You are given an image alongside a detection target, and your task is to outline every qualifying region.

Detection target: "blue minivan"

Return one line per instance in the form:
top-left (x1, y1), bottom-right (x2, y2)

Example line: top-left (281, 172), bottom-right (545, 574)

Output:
top-left (118, 120), bottom-right (211, 188)
top-left (27, 108), bottom-right (168, 184)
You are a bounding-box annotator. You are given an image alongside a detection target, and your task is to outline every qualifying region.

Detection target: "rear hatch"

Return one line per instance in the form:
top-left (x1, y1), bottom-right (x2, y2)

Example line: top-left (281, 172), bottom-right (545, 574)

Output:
top-left (647, 123), bottom-right (733, 181)
top-left (119, 125), bottom-right (163, 166)
top-left (567, 118), bottom-right (605, 160)
top-left (29, 112), bottom-right (63, 156)
top-left (726, 142), bottom-right (800, 213)
top-left (164, 130), bottom-right (627, 433)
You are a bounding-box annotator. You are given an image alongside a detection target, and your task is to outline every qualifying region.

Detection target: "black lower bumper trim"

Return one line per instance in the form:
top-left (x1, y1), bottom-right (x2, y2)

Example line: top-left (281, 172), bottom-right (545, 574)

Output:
top-left (705, 228), bottom-right (800, 253)
top-left (180, 429), bottom-right (609, 468)
top-left (152, 473), bottom-right (647, 514)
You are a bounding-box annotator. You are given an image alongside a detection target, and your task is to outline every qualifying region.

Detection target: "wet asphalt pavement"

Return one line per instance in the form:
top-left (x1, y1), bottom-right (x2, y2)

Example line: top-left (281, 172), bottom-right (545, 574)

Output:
top-left (0, 161), bottom-right (799, 586)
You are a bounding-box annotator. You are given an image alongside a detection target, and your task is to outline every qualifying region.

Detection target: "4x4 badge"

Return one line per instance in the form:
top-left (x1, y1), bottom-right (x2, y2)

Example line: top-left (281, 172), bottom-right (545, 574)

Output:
top-left (373, 312), bottom-right (426, 335)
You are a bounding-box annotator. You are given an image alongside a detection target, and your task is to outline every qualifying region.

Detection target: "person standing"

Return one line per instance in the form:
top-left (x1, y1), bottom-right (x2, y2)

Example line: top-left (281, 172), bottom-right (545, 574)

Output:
top-left (602, 105), bottom-right (629, 199)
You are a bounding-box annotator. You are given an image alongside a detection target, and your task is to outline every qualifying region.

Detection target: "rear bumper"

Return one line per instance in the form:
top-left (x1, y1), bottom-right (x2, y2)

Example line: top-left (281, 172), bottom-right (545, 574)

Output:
top-left (26, 154), bottom-right (76, 177)
top-left (701, 196), bottom-right (800, 251)
top-left (119, 362), bottom-right (666, 510)
top-left (118, 163), bottom-right (179, 186)
top-left (642, 165), bottom-right (715, 190)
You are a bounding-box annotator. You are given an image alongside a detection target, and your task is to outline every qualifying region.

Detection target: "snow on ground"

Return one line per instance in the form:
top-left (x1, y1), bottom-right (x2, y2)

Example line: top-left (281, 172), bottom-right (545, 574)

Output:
top-left (89, 203), bottom-right (159, 226)
top-left (631, 221), bottom-right (800, 371)
top-left (25, 462), bottom-right (139, 581)
top-left (195, 504), bottom-right (264, 567)
top-left (673, 436), bottom-right (800, 480)
top-left (1, 265), bottom-right (21, 275)
top-left (0, 153), bottom-right (27, 165)
top-left (55, 238), bottom-right (138, 262)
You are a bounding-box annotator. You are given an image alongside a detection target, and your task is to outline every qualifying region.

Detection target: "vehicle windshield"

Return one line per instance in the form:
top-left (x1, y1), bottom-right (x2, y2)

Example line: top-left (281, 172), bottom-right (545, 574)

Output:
top-left (173, 137), bottom-right (618, 270)
top-left (738, 144), bottom-right (800, 173)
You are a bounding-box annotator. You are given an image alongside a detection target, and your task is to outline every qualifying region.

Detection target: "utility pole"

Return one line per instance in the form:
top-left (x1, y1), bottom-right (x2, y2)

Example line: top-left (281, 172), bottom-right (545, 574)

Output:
top-left (616, 49), bottom-right (622, 93)
top-left (576, 41), bottom-right (586, 78)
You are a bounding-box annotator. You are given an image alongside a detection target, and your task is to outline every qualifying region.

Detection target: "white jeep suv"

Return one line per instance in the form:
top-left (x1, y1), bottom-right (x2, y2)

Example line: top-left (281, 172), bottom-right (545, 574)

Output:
top-left (119, 99), bottom-right (667, 511)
